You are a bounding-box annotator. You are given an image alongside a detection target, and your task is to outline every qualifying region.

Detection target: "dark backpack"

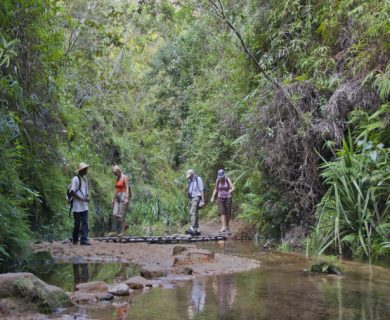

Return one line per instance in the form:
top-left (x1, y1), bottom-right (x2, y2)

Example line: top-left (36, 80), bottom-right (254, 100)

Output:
top-left (67, 175), bottom-right (81, 216)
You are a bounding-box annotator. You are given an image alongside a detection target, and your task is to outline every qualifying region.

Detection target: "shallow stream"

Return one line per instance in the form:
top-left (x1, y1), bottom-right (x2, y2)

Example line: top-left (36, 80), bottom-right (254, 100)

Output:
top-left (32, 241), bottom-right (390, 319)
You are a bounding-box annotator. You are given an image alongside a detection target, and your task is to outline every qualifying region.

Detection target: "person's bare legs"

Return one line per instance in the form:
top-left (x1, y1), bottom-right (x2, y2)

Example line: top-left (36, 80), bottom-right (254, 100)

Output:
top-left (118, 201), bottom-right (128, 236)
top-left (220, 215), bottom-right (226, 232)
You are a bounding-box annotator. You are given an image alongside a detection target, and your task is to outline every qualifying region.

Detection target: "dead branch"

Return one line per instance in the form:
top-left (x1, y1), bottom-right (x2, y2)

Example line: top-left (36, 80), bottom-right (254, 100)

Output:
top-left (207, 0), bottom-right (301, 113)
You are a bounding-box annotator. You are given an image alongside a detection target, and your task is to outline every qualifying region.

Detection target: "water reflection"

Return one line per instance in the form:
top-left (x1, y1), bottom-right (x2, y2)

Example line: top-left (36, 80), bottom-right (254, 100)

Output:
top-left (212, 275), bottom-right (237, 315)
top-left (113, 302), bottom-right (130, 320)
top-left (316, 273), bottom-right (389, 320)
top-left (125, 242), bottom-right (390, 320)
top-left (187, 275), bottom-right (237, 318)
top-left (27, 262), bottom-right (139, 292)
top-left (73, 263), bottom-right (89, 289)
top-left (188, 278), bottom-right (207, 318)
top-left (25, 243), bottom-right (390, 320)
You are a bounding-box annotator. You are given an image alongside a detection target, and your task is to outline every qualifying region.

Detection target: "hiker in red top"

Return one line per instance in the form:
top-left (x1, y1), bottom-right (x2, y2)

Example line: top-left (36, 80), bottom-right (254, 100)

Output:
top-left (211, 169), bottom-right (235, 233)
top-left (112, 165), bottom-right (131, 236)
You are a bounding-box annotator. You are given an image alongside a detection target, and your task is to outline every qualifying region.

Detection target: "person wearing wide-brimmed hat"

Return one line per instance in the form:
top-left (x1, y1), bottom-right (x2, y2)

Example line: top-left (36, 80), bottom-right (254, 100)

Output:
top-left (70, 162), bottom-right (91, 245)
top-left (210, 169), bottom-right (235, 233)
top-left (186, 169), bottom-right (205, 236)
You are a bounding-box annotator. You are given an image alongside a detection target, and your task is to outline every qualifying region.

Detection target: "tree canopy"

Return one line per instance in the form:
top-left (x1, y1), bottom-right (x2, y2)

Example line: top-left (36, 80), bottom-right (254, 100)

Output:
top-left (1, 0), bottom-right (389, 269)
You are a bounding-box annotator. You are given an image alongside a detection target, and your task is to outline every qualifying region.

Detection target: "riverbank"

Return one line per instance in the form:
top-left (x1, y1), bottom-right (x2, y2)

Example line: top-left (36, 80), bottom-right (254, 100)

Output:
top-left (1, 219), bottom-right (261, 319)
top-left (31, 218), bottom-right (260, 277)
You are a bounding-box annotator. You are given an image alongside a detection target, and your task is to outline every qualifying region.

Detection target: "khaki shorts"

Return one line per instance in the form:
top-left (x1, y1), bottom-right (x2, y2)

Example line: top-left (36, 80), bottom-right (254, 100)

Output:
top-left (113, 192), bottom-right (128, 220)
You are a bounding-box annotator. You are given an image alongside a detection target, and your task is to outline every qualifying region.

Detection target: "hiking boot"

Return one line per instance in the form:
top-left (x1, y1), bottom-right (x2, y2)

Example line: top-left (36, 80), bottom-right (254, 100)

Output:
top-left (185, 229), bottom-right (194, 236)
top-left (185, 227), bottom-right (195, 236)
top-left (193, 230), bottom-right (201, 236)
top-left (80, 240), bottom-right (91, 245)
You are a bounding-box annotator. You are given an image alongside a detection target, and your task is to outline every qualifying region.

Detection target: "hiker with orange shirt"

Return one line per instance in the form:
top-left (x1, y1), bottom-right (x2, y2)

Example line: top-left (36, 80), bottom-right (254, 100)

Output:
top-left (112, 165), bottom-right (131, 236)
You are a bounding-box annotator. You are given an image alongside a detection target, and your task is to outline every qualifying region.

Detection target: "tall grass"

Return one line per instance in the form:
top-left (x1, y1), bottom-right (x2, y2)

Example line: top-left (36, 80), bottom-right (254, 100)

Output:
top-left (127, 185), bottom-right (189, 235)
top-left (0, 113), bottom-right (32, 271)
top-left (308, 133), bottom-right (390, 258)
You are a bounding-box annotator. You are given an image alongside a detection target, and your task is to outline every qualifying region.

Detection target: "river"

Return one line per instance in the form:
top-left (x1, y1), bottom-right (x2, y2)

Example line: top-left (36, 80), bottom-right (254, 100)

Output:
top-left (32, 240), bottom-right (389, 319)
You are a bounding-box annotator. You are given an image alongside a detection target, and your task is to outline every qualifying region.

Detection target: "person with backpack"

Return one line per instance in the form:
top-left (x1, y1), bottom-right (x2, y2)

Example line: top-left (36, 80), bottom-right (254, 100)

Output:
top-left (186, 169), bottom-right (205, 236)
top-left (112, 165), bottom-right (131, 236)
top-left (69, 162), bottom-right (91, 245)
top-left (210, 169), bottom-right (235, 233)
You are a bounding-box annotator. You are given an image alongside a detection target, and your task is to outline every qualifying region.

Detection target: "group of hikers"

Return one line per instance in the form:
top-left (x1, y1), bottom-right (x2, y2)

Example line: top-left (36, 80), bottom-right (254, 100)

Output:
top-left (68, 163), bottom-right (234, 245)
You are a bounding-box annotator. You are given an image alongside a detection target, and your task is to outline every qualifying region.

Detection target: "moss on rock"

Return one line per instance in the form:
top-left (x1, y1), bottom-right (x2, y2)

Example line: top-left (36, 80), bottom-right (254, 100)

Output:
top-left (0, 272), bottom-right (72, 314)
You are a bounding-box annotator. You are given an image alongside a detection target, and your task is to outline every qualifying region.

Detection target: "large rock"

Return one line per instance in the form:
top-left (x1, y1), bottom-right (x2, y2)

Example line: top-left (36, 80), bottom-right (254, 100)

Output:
top-left (125, 276), bottom-right (159, 289)
top-left (310, 262), bottom-right (343, 275)
top-left (173, 248), bottom-right (215, 266)
top-left (172, 266), bottom-right (193, 275)
top-left (172, 246), bottom-right (187, 255)
top-left (70, 281), bottom-right (115, 304)
top-left (69, 291), bottom-right (114, 304)
top-left (0, 272), bottom-right (72, 314)
top-left (140, 267), bottom-right (169, 279)
top-left (75, 280), bottom-right (109, 292)
top-left (108, 283), bottom-right (130, 296)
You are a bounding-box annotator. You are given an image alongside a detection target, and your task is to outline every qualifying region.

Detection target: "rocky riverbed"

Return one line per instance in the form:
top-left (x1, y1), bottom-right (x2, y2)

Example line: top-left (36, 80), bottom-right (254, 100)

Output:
top-left (0, 219), bottom-right (260, 319)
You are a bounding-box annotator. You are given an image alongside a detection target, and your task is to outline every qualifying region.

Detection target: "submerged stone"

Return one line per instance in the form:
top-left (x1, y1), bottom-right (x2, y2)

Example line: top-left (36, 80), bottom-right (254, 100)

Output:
top-left (310, 262), bottom-right (343, 275)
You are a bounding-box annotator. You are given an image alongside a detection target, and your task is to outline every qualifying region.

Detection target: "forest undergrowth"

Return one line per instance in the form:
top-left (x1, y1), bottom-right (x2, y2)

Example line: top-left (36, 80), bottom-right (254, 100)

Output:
top-left (0, 0), bottom-right (389, 270)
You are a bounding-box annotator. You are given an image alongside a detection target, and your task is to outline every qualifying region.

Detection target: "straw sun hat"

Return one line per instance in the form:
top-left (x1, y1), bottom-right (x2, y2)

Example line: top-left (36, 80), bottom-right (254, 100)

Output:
top-left (75, 162), bottom-right (90, 173)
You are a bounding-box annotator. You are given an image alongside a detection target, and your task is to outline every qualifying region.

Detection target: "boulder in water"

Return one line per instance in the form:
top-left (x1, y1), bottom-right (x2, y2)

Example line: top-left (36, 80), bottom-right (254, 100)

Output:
top-left (173, 248), bottom-right (215, 266)
top-left (140, 267), bottom-right (169, 279)
top-left (125, 275), bottom-right (159, 289)
top-left (310, 262), bottom-right (343, 275)
top-left (108, 283), bottom-right (130, 296)
top-left (0, 272), bottom-right (72, 314)
top-left (75, 280), bottom-right (109, 292)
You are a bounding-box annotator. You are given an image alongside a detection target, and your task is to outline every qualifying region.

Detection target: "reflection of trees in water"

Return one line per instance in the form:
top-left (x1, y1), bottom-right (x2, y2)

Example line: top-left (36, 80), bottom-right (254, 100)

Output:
top-left (212, 275), bottom-right (237, 315)
top-left (71, 262), bottom-right (139, 289)
top-left (318, 273), bottom-right (389, 320)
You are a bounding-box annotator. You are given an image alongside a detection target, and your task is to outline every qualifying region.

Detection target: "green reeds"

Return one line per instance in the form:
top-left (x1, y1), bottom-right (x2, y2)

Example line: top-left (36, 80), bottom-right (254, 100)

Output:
top-left (309, 134), bottom-right (389, 258)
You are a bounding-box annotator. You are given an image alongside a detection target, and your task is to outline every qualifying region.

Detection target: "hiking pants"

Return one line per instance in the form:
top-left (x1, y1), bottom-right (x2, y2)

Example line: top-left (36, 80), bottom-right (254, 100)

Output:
top-left (73, 210), bottom-right (89, 243)
top-left (189, 196), bottom-right (201, 229)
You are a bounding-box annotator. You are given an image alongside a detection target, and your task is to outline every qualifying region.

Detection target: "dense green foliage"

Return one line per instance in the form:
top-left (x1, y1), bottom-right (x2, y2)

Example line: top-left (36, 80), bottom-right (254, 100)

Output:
top-left (309, 104), bottom-right (390, 258)
top-left (0, 0), bottom-right (389, 269)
